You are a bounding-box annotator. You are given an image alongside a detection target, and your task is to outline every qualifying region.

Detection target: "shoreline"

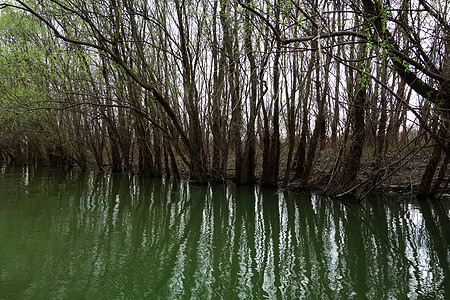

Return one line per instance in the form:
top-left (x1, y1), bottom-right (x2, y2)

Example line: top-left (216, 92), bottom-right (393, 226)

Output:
top-left (2, 147), bottom-right (449, 200)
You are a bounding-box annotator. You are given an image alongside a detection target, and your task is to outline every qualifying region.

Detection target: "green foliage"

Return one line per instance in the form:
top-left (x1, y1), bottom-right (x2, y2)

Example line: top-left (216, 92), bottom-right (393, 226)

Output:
top-left (0, 8), bottom-right (60, 144)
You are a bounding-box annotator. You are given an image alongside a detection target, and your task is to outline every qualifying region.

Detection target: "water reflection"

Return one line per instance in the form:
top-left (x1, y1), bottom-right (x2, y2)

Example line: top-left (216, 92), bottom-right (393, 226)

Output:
top-left (0, 165), bottom-right (449, 299)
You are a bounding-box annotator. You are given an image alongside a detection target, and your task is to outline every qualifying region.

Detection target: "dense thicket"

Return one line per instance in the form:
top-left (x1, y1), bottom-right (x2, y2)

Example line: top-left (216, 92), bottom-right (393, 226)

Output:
top-left (0, 0), bottom-right (449, 198)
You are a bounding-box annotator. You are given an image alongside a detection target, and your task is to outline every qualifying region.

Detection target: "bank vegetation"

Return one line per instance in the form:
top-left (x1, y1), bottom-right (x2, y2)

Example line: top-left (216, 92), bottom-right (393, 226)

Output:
top-left (0, 0), bottom-right (449, 199)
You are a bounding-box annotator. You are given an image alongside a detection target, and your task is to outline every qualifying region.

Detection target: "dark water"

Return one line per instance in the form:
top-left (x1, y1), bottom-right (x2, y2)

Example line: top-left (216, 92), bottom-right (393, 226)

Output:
top-left (0, 165), bottom-right (449, 299)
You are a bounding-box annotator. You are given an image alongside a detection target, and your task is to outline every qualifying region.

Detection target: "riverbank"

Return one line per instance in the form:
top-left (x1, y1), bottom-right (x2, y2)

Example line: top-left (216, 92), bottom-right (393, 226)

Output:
top-left (2, 146), bottom-right (447, 200)
top-left (280, 148), bottom-right (447, 199)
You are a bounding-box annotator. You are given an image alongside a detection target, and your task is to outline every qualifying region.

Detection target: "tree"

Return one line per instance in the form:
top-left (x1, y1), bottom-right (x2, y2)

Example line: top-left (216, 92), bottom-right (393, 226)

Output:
top-left (1, 0), bottom-right (449, 198)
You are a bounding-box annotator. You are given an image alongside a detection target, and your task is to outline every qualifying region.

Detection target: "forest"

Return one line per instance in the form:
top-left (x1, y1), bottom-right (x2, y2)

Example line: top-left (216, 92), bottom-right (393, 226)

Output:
top-left (0, 0), bottom-right (448, 199)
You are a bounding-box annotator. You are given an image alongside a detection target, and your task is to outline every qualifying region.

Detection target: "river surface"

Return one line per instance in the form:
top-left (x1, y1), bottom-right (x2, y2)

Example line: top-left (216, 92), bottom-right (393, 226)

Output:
top-left (0, 164), bottom-right (449, 299)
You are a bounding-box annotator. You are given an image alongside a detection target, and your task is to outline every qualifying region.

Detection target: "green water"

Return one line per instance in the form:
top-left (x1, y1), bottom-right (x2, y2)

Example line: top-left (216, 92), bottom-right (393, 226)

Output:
top-left (0, 165), bottom-right (449, 299)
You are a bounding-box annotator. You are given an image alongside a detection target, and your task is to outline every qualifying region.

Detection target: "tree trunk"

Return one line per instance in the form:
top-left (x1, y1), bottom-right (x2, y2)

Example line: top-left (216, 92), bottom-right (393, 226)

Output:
top-left (211, 1), bottom-right (227, 182)
top-left (220, 0), bottom-right (243, 183)
top-left (335, 41), bottom-right (368, 190)
top-left (339, 86), bottom-right (366, 184)
top-left (242, 9), bottom-right (258, 184)
top-left (417, 117), bottom-right (448, 198)
top-left (261, 41), bottom-right (281, 186)
top-left (300, 38), bottom-right (325, 188)
top-left (175, 0), bottom-right (208, 182)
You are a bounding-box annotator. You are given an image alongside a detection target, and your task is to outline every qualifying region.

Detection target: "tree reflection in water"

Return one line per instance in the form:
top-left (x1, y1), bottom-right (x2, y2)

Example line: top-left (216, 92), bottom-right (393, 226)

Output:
top-left (0, 166), bottom-right (448, 299)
